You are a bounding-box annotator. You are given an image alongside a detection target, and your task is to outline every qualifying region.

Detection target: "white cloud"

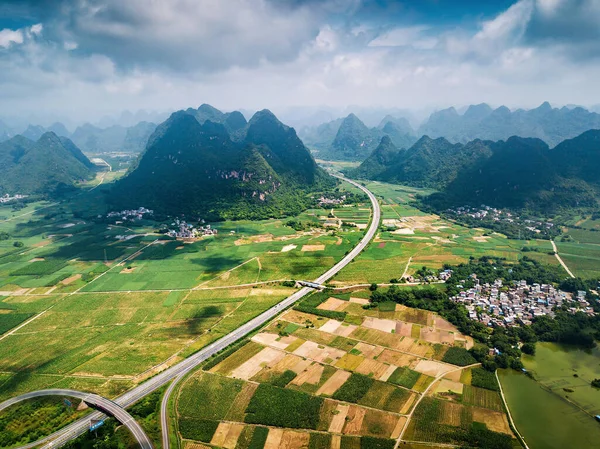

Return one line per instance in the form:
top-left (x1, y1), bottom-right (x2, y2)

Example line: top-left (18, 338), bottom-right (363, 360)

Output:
top-left (0, 28), bottom-right (24, 48)
top-left (1, 0), bottom-right (600, 122)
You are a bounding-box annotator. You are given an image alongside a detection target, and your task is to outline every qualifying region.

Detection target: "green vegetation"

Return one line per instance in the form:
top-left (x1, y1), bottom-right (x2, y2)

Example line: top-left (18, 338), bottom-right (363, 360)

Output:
top-left (0, 397), bottom-right (86, 447)
top-left (471, 368), bottom-right (500, 391)
top-left (244, 384), bottom-right (323, 429)
top-left (113, 108), bottom-right (334, 220)
top-left (179, 418), bottom-right (219, 442)
top-left (269, 370), bottom-right (297, 387)
top-left (247, 426), bottom-right (269, 449)
top-left (295, 290), bottom-right (347, 321)
top-left (178, 372), bottom-right (243, 421)
top-left (0, 133), bottom-right (95, 197)
top-left (388, 366), bottom-right (421, 389)
top-left (0, 313), bottom-right (33, 334)
top-left (360, 436), bottom-right (396, 449)
top-left (442, 347), bottom-right (477, 366)
top-left (309, 433), bottom-right (332, 449)
top-left (332, 373), bottom-right (373, 403)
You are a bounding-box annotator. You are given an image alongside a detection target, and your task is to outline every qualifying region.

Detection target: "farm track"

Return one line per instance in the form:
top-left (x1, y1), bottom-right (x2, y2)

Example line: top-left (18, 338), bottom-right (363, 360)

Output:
top-left (395, 363), bottom-right (481, 449)
top-left (11, 175), bottom-right (379, 448)
top-left (551, 240), bottom-right (575, 278)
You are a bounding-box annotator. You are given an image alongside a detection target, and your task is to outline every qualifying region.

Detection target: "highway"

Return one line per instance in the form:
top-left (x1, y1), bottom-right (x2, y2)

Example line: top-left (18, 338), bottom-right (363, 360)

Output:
top-left (0, 389), bottom-right (152, 449)
top-left (22, 175), bottom-right (380, 449)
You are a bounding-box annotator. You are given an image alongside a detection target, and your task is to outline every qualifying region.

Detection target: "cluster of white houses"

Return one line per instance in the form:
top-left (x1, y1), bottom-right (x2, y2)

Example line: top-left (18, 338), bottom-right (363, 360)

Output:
top-left (106, 207), bottom-right (153, 221)
top-left (166, 219), bottom-right (217, 239)
top-left (0, 194), bottom-right (27, 203)
top-left (451, 276), bottom-right (594, 327)
top-left (448, 205), bottom-right (554, 234)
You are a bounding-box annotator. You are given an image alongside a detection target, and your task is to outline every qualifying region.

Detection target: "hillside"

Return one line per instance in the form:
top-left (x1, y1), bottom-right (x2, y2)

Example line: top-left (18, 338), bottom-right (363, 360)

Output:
top-left (112, 106), bottom-right (333, 220)
top-left (352, 135), bottom-right (492, 188)
top-left (425, 131), bottom-right (600, 212)
top-left (0, 132), bottom-right (95, 196)
top-left (302, 113), bottom-right (416, 161)
top-left (419, 102), bottom-right (600, 147)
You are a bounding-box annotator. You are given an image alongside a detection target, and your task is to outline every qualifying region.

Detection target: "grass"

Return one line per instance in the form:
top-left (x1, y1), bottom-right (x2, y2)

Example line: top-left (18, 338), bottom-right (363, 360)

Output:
top-left (177, 372), bottom-right (244, 421)
top-left (210, 341), bottom-right (264, 375)
top-left (388, 366), bottom-right (421, 389)
top-left (332, 373), bottom-right (373, 403)
top-left (441, 347), bottom-right (476, 366)
top-left (471, 367), bottom-right (499, 391)
top-left (178, 418), bottom-right (219, 442)
top-left (462, 385), bottom-right (504, 412)
top-left (244, 384), bottom-right (323, 429)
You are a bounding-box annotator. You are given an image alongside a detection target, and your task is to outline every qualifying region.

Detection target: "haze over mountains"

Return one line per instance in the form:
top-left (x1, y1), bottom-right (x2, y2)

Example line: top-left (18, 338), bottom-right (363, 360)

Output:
top-left (112, 105), bottom-right (333, 220)
top-left (300, 102), bottom-right (600, 161)
top-left (0, 133), bottom-right (95, 196)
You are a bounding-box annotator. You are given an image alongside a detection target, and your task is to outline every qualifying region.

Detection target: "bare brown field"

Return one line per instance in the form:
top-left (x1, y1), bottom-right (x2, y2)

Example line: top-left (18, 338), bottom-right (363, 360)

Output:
top-left (264, 428), bottom-right (284, 449)
top-left (362, 317), bottom-right (396, 333)
top-left (316, 370), bottom-right (351, 396)
top-left (434, 378), bottom-right (464, 395)
top-left (329, 403), bottom-right (350, 433)
top-left (210, 422), bottom-right (244, 449)
top-left (343, 406), bottom-right (366, 435)
top-left (318, 297), bottom-right (347, 311)
top-left (355, 358), bottom-right (390, 378)
top-left (292, 341), bottom-right (345, 364)
top-left (472, 407), bottom-right (513, 435)
top-left (252, 332), bottom-right (298, 350)
top-left (230, 347), bottom-right (285, 380)
top-left (439, 401), bottom-right (464, 426)
top-left (292, 362), bottom-right (324, 386)
top-left (301, 244), bottom-right (325, 252)
top-left (225, 383), bottom-right (258, 422)
top-left (280, 430), bottom-right (310, 449)
top-left (414, 360), bottom-right (453, 377)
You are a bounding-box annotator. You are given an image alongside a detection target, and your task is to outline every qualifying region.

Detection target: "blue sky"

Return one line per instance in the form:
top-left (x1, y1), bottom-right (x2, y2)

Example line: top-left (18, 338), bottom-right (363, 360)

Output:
top-left (0, 0), bottom-right (599, 123)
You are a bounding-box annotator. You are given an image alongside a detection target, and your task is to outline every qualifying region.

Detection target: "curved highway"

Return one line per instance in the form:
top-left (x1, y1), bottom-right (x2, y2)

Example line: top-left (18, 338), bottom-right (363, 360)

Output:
top-left (0, 389), bottom-right (153, 449)
top-left (19, 176), bottom-right (379, 449)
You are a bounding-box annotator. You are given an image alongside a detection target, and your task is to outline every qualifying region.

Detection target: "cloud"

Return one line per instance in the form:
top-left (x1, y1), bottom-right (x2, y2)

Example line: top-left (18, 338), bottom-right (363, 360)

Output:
top-left (0, 0), bottom-right (600, 122)
top-left (0, 28), bottom-right (23, 47)
top-left (46, 0), bottom-right (322, 73)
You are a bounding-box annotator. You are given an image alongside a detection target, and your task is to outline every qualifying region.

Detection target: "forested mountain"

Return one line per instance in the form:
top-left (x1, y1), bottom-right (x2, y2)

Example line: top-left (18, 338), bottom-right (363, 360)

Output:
top-left (419, 102), bottom-right (600, 147)
top-left (351, 135), bottom-right (492, 188)
top-left (426, 132), bottom-right (600, 211)
top-left (311, 113), bottom-right (417, 161)
top-left (21, 125), bottom-right (46, 141)
top-left (112, 106), bottom-right (333, 220)
top-left (0, 132), bottom-right (95, 196)
top-left (354, 130), bottom-right (600, 213)
top-left (185, 103), bottom-right (248, 135)
top-left (122, 121), bottom-right (158, 153)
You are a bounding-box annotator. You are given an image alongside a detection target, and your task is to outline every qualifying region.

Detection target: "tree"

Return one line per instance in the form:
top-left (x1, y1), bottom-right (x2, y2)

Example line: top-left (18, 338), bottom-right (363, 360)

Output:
top-left (13, 241), bottom-right (23, 248)
top-left (521, 343), bottom-right (536, 356)
top-left (369, 283), bottom-right (378, 291)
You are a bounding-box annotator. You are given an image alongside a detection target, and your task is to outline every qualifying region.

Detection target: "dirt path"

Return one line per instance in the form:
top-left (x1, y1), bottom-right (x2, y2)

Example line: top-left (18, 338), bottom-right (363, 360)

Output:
top-left (551, 240), bottom-right (575, 278)
top-left (401, 257), bottom-right (413, 279)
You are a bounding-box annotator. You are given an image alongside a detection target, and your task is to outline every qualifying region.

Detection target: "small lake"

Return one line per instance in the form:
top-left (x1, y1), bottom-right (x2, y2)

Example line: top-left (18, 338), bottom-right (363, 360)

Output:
top-left (498, 341), bottom-right (600, 449)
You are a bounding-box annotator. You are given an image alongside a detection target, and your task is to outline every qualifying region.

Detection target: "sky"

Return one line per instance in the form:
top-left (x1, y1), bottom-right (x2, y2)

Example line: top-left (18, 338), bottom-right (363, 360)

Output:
top-left (0, 0), bottom-right (599, 124)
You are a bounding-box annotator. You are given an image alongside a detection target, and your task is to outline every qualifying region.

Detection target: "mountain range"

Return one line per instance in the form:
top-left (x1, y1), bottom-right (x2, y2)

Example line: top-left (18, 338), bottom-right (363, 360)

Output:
top-left (419, 102), bottom-right (600, 148)
top-left (302, 113), bottom-right (417, 161)
top-left (300, 102), bottom-right (600, 161)
top-left (112, 105), bottom-right (333, 220)
top-left (352, 130), bottom-right (600, 213)
top-left (0, 133), bottom-right (95, 196)
top-left (0, 121), bottom-right (158, 155)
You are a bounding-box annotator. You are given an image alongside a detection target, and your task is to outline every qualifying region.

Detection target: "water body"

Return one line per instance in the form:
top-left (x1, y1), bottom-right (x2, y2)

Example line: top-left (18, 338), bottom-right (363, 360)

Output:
top-left (498, 342), bottom-right (600, 449)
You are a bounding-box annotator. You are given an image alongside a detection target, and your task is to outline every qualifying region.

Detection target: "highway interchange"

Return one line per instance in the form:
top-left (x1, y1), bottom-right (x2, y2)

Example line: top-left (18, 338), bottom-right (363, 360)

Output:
top-left (12, 175), bottom-right (380, 448)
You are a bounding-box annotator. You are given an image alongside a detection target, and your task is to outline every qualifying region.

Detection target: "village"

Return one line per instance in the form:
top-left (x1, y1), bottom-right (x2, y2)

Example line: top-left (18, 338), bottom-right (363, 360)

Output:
top-left (0, 194), bottom-right (27, 204)
top-left (446, 204), bottom-right (555, 235)
top-left (450, 275), bottom-right (595, 328)
top-left (106, 206), bottom-right (154, 221)
top-left (165, 218), bottom-right (217, 239)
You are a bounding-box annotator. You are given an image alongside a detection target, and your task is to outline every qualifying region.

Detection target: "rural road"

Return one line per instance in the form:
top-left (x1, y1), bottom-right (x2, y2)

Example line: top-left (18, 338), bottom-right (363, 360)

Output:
top-left (551, 240), bottom-right (575, 278)
top-left (0, 389), bottom-right (153, 449)
top-left (18, 175), bottom-right (380, 448)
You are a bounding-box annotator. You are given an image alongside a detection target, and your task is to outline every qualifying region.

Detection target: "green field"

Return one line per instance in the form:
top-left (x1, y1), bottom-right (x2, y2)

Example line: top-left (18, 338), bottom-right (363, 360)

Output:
top-left (499, 369), bottom-right (600, 449)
